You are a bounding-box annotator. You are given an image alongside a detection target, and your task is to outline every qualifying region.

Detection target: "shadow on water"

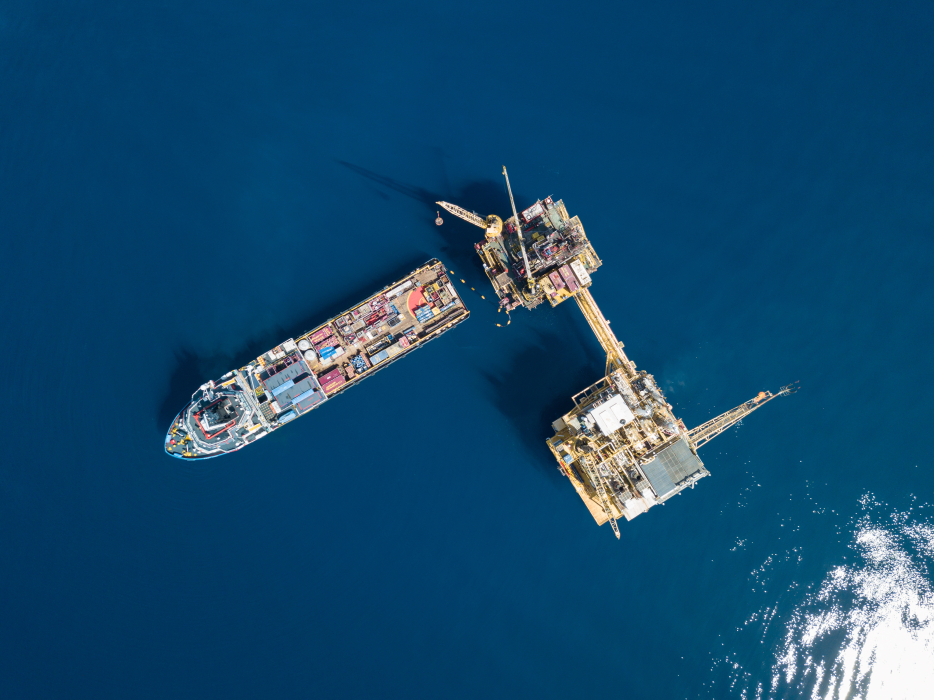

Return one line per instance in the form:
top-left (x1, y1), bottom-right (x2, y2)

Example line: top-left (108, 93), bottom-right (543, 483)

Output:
top-left (478, 327), bottom-right (605, 481)
top-left (158, 162), bottom-right (545, 437)
top-left (328, 150), bottom-right (625, 479)
top-left (336, 160), bottom-right (532, 285)
top-left (155, 255), bottom-right (434, 436)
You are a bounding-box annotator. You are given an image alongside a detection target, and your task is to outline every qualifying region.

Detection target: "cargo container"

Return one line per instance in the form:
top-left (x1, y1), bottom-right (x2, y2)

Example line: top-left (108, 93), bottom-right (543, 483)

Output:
top-left (164, 259), bottom-right (469, 459)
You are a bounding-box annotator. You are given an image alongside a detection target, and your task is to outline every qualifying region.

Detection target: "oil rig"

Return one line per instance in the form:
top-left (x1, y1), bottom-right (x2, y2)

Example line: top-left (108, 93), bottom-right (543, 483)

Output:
top-left (438, 168), bottom-right (796, 538)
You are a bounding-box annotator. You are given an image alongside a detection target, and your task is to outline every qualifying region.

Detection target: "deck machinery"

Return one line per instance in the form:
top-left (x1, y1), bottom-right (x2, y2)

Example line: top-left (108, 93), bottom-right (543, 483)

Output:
top-left (441, 168), bottom-right (603, 312)
top-left (439, 168), bottom-right (796, 538)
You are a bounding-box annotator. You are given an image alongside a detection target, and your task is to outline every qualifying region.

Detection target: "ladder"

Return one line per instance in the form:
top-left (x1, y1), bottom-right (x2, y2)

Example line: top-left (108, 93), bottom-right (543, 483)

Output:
top-left (579, 452), bottom-right (621, 539)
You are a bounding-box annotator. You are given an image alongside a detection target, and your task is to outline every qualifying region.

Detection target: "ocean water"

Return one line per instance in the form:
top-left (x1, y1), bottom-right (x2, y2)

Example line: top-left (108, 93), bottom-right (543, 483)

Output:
top-left (1, 1), bottom-right (932, 698)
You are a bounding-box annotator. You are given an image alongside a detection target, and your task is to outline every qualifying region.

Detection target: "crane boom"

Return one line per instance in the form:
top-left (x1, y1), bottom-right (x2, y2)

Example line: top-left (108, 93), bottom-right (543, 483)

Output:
top-left (687, 384), bottom-right (798, 449)
top-left (502, 166), bottom-right (534, 288)
top-left (436, 201), bottom-right (487, 229)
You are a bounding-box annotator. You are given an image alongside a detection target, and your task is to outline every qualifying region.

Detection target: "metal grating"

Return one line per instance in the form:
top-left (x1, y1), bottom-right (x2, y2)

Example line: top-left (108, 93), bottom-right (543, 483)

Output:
top-left (640, 438), bottom-right (705, 501)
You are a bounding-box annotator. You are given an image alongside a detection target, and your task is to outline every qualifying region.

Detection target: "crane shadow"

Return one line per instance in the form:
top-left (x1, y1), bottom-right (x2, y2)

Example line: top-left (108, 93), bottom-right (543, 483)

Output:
top-left (336, 160), bottom-right (534, 287)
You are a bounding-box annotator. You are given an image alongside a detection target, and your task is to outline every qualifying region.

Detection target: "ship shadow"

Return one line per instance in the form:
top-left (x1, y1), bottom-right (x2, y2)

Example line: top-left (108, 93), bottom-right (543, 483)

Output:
top-left (336, 160), bottom-right (533, 288)
top-left (158, 161), bottom-right (540, 437)
top-left (478, 327), bottom-right (605, 482)
top-left (155, 256), bottom-right (434, 437)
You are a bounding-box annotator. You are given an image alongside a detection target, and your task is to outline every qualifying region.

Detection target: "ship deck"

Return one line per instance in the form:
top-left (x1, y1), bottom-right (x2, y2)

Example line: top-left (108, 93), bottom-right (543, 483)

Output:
top-left (165, 259), bottom-right (468, 459)
top-left (291, 260), bottom-right (467, 400)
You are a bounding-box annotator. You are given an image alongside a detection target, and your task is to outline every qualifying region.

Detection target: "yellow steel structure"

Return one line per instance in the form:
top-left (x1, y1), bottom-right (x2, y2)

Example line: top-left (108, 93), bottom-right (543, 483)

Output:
top-left (687, 385), bottom-right (797, 449)
top-left (437, 165), bottom-right (798, 537)
top-left (549, 272), bottom-right (796, 537)
top-left (436, 201), bottom-right (503, 238)
top-left (574, 287), bottom-right (635, 377)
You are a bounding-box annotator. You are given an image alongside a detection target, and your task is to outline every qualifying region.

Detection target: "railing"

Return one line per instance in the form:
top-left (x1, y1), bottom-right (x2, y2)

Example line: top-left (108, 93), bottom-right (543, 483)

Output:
top-left (579, 452), bottom-right (621, 539)
top-left (687, 384), bottom-right (797, 449)
top-left (574, 288), bottom-right (633, 376)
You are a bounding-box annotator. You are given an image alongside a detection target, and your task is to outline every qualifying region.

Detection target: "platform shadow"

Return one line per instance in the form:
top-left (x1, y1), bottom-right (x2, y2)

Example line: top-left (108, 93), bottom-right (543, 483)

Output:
top-left (336, 160), bottom-right (534, 287)
top-left (478, 327), bottom-right (605, 481)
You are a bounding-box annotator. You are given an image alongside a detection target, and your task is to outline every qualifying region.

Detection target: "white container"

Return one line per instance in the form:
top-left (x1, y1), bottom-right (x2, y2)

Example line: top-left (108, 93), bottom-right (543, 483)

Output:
top-left (386, 280), bottom-right (414, 299)
top-left (570, 259), bottom-right (592, 286)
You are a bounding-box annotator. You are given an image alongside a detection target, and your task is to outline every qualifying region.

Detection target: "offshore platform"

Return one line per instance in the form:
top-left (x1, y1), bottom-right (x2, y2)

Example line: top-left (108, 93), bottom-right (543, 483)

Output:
top-left (438, 168), bottom-right (796, 538)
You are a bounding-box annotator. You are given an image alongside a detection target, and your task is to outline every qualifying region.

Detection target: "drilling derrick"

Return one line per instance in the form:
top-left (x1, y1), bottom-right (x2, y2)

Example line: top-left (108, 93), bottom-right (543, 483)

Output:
top-left (442, 167), bottom-right (796, 537)
top-left (439, 168), bottom-right (602, 312)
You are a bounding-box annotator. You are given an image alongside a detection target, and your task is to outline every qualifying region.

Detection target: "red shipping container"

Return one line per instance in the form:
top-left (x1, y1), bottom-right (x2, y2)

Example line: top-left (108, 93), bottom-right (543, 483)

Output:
top-left (310, 326), bottom-right (333, 344)
top-left (559, 265), bottom-right (579, 293)
top-left (317, 367), bottom-right (347, 395)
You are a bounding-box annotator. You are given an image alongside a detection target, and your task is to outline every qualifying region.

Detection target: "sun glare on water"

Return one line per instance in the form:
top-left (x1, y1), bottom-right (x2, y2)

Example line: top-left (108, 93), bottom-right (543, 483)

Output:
top-left (723, 496), bottom-right (934, 700)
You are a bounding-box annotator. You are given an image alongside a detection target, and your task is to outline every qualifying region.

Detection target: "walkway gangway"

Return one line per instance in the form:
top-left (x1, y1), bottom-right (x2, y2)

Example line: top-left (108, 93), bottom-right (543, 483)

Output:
top-left (573, 287), bottom-right (634, 377)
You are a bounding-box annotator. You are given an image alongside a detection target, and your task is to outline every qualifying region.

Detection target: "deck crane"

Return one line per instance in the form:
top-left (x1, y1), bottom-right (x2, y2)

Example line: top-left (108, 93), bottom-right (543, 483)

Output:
top-left (435, 203), bottom-right (503, 238)
top-left (436, 166), bottom-right (535, 290)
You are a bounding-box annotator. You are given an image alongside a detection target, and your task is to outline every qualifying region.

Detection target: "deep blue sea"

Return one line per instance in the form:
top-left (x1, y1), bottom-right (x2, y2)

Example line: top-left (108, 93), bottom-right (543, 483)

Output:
top-left (2, 2), bottom-right (933, 698)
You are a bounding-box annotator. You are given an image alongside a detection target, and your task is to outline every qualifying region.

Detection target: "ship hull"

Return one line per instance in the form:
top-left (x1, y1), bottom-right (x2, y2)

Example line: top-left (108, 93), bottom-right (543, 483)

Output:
top-left (164, 259), bottom-right (468, 459)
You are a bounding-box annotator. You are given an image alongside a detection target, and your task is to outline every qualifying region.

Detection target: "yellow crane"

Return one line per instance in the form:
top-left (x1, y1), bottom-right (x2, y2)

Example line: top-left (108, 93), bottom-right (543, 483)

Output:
top-left (437, 166), bottom-right (535, 289)
top-left (435, 202), bottom-right (503, 238)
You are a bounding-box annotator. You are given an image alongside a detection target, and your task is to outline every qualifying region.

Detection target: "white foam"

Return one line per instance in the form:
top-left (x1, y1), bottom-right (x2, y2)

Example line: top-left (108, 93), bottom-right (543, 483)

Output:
top-left (724, 498), bottom-right (934, 700)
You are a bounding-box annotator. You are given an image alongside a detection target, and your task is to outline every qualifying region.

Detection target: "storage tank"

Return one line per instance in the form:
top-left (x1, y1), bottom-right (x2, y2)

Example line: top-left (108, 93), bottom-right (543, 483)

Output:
top-left (303, 349), bottom-right (317, 364)
top-left (298, 339), bottom-right (311, 352)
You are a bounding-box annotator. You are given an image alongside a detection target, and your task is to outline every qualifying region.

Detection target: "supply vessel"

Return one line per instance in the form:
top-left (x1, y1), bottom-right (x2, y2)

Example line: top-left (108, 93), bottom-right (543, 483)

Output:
top-left (438, 168), bottom-right (796, 538)
top-left (165, 259), bottom-right (468, 459)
